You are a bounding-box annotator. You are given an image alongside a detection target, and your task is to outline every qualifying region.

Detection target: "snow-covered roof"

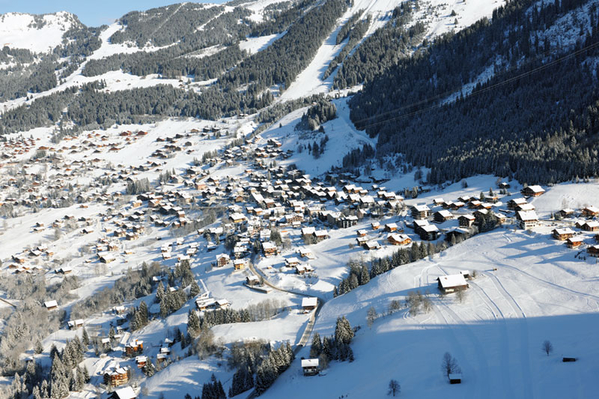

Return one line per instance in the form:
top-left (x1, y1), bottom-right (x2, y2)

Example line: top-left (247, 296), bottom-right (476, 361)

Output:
top-left (301, 358), bottom-right (319, 368)
top-left (517, 210), bottom-right (538, 221)
top-left (421, 225), bottom-right (439, 233)
top-left (302, 297), bottom-right (318, 308)
top-left (438, 274), bottom-right (467, 289)
top-left (113, 386), bottom-right (137, 399)
top-left (527, 185), bottom-right (545, 193)
top-left (553, 228), bottom-right (574, 235)
top-left (44, 300), bottom-right (58, 308)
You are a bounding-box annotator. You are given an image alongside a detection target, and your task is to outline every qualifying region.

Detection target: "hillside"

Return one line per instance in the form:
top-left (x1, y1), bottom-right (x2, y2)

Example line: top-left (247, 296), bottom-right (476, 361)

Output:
top-left (0, 0), bottom-right (597, 398)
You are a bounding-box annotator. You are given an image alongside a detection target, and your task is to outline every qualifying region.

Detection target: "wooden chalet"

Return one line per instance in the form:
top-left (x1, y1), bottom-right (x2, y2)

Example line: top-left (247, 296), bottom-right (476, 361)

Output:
top-left (458, 215), bottom-right (475, 228)
top-left (582, 221), bottom-right (599, 232)
top-left (125, 339), bottom-right (143, 356)
top-left (301, 297), bottom-right (318, 312)
top-left (449, 373), bottom-right (462, 384)
top-left (67, 319), bottom-right (84, 329)
top-left (135, 356), bottom-right (147, 368)
top-left (295, 264), bottom-right (315, 275)
top-left (104, 366), bottom-right (131, 387)
top-left (411, 204), bottom-right (431, 220)
top-left (516, 210), bottom-right (540, 230)
top-left (521, 185), bottom-right (545, 197)
top-left (433, 210), bottom-right (454, 223)
top-left (437, 274), bottom-right (469, 294)
top-left (301, 358), bottom-right (320, 376)
top-left (363, 240), bottom-right (382, 250)
top-left (566, 237), bottom-right (584, 248)
top-left (384, 223), bottom-right (400, 232)
top-left (582, 206), bottom-right (599, 218)
top-left (44, 300), bottom-right (58, 310)
top-left (552, 228), bottom-right (575, 241)
top-left (387, 233), bottom-right (412, 246)
top-left (245, 275), bottom-right (261, 286)
top-left (233, 259), bottom-right (247, 270)
top-left (587, 245), bottom-right (599, 257)
top-left (507, 198), bottom-right (528, 210)
top-left (216, 254), bottom-right (230, 268)
top-left (262, 242), bottom-right (278, 257)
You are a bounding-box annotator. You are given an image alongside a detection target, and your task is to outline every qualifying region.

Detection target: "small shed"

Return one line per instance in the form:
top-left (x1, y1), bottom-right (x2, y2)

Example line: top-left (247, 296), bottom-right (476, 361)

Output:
top-left (448, 373), bottom-right (462, 384)
top-left (44, 300), bottom-right (58, 310)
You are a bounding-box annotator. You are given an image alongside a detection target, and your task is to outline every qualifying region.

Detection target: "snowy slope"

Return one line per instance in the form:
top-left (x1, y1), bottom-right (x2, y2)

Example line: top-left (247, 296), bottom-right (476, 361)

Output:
top-left (0, 11), bottom-right (80, 53)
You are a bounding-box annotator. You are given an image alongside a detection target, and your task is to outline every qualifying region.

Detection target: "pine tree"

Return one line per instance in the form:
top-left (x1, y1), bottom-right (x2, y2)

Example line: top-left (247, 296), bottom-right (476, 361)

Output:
top-left (34, 340), bottom-right (44, 354)
top-left (334, 316), bottom-right (354, 345)
top-left (188, 310), bottom-right (201, 337)
top-left (310, 332), bottom-right (322, 358)
top-left (81, 327), bottom-right (90, 347)
top-left (156, 281), bottom-right (165, 303)
top-left (190, 280), bottom-right (201, 297)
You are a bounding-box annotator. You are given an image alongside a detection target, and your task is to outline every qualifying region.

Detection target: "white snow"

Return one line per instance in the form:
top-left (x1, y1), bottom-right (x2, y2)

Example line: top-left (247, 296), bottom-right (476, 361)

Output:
top-left (0, 11), bottom-right (79, 53)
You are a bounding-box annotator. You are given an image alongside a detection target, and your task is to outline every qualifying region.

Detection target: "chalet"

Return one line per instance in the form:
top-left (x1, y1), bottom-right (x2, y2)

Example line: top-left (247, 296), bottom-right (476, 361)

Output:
top-left (582, 221), bottom-right (599, 232)
top-left (371, 221), bottom-right (380, 230)
top-left (110, 386), bottom-right (137, 399)
top-left (99, 254), bottom-right (116, 263)
top-left (384, 223), bottom-right (399, 232)
top-left (44, 300), bottom-right (58, 310)
top-left (582, 206), bottom-right (599, 218)
top-left (216, 254), bottom-right (230, 268)
top-left (298, 248), bottom-right (315, 259)
top-left (516, 210), bottom-right (540, 230)
top-left (387, 234), bottom-right (412, 246)
top-left (363, 240), bottom-right (382, 250)
top-left (135, 356), bottom-right (147, 368)
top-left (295, 264), bottom-right (315, 275)
top-left (507, 198), bottom-right (528, 210)
top-left (233, 259), bottom-right (247, 270)
top-left (559, 208), bottom-right (575, 218)
top-left (262, 242), bottom-right (278, 257)
top-left (357, 229), bottom-right (368, 237)
top-left (552, 228), bottom-right (575, 241)
top-left (433, 198), bottom-right (445, 206)
top-left (449, 373), bottom-right (462, 384)
top-left (104, 365), bottom-right (131, 387)
top-left (125, 339), bottom-right (143, 356)
top-left (301, 358), bottom-right (320, 376)
top-left (246, 275), bottom-right (261, 286)
top-left (301, 297), bottom-right (318, 312)
top-left (458, 215), bottom-right (475, 228)
top-left (587, 245), bottom-right (599, 257)
top-left (67, 319), bottom-right (84, 329)
top-left (446, 228), bottom-right (469, 242)
top-left (285, 257), bottom-right (302, 267)
top-left (437, 274), bottom-right (469, 293)
top-left (449, 201), bottom-right (465, 210)
top-left (515, 203), bottom-right (535, 212)
top-left (521, 185), bottom-right (545, 197)
top-left (566, 237), bottom-right (584, 248)
top-left (420, 224), bottom-right (440, 240)
top-left (411, 204), bottom-right (431, 220)
top-left (433, 210), bottom-right (454, 223)
top-left (229, 213), bottom-right (247, 224)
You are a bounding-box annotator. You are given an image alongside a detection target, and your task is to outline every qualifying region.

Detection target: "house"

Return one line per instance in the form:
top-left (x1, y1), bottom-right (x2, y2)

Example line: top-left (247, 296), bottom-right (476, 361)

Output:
top-left (411, 204), bottom-right (431, 220)
top-left (125, 340), bottom-right (143, 356)
top-left (448, 373), bottom-right (462, 384)
top-left (233, 259), bottom-right (247, 270)
top-left (302, 297), bottom-right (318, 312)
top-left (559, 208), bottom-right (575, 218)
top-left (582, 206), bottom-right (599, 218)
top-left (363, 240), bottom-right (381, 250)
top-left (246, 275), bottom-right (261, 286)
top-left (458, 215), bottom-right (475, 228)
top-left (356, 229), bottom-right (368, 237)
top-left (216, 254), bottom-right (230, 268)
top-left (521, 185), bottom-right (545, 197)
top-left (387, 234), bottom-right (412, 246)
top-left (437, 274), bottom-right (469, 293)
top-left (301, 358), bottom-right (320, 376)
top-left (516, 210), bottom-right (540, 230)
top-left (587, 245), bottom-right (599, 257)
top-left (433, 210), bottom-right (454, 223)
top-left (67, 319), bottom-right (84, 329)
top-left (384, 223), bottom-right (399, 232)
top-left (552, 228), bottom-right (575, 241)
top-left (582, 221), bottom-right (599, 232)
top-left (44, 300), bottom-right (58, 310)
top-left (419, 224), bottom-right (440, 241)
top-left (104, 366), bottom-right (131, 387)
top-left (298, 248), bottom-right (315, 259)
top-left (507, 198), bottom-right (528, 210)
top-left (566, 237), bottom-right (584, 248)
top-left (262, 242), bottom-right (278, 257)
top-left (371, 221), bottom-right (380, 230)
top-left (285, 257), bottom-right (302, 267)
top-left (295, 264), bottom-right (315, 275)
top-left (110, 386), bottom-right (137, 399)
top-left (135, 356), bottom-right (147, 368)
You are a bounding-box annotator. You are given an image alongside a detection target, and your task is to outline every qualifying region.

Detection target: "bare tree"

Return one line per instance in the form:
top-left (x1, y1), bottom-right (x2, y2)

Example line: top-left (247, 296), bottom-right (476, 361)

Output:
top-left (441, 352), bottom-right (461, 378)
top-left (388, 379), bottom-right (400, 396)
top-left (542, 340), bottom-right (553, 356)
top-left (367, 306), bottom-right (378, 328)
top-left (456, 289), bottom-right (466, 303)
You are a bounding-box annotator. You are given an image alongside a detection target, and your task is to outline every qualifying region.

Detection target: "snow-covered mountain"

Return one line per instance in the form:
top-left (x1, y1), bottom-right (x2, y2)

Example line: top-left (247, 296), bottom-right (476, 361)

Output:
top-left (0, 1), bottom-right (598, 398)
top-left (0, 11), bottom-right (82, 53)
